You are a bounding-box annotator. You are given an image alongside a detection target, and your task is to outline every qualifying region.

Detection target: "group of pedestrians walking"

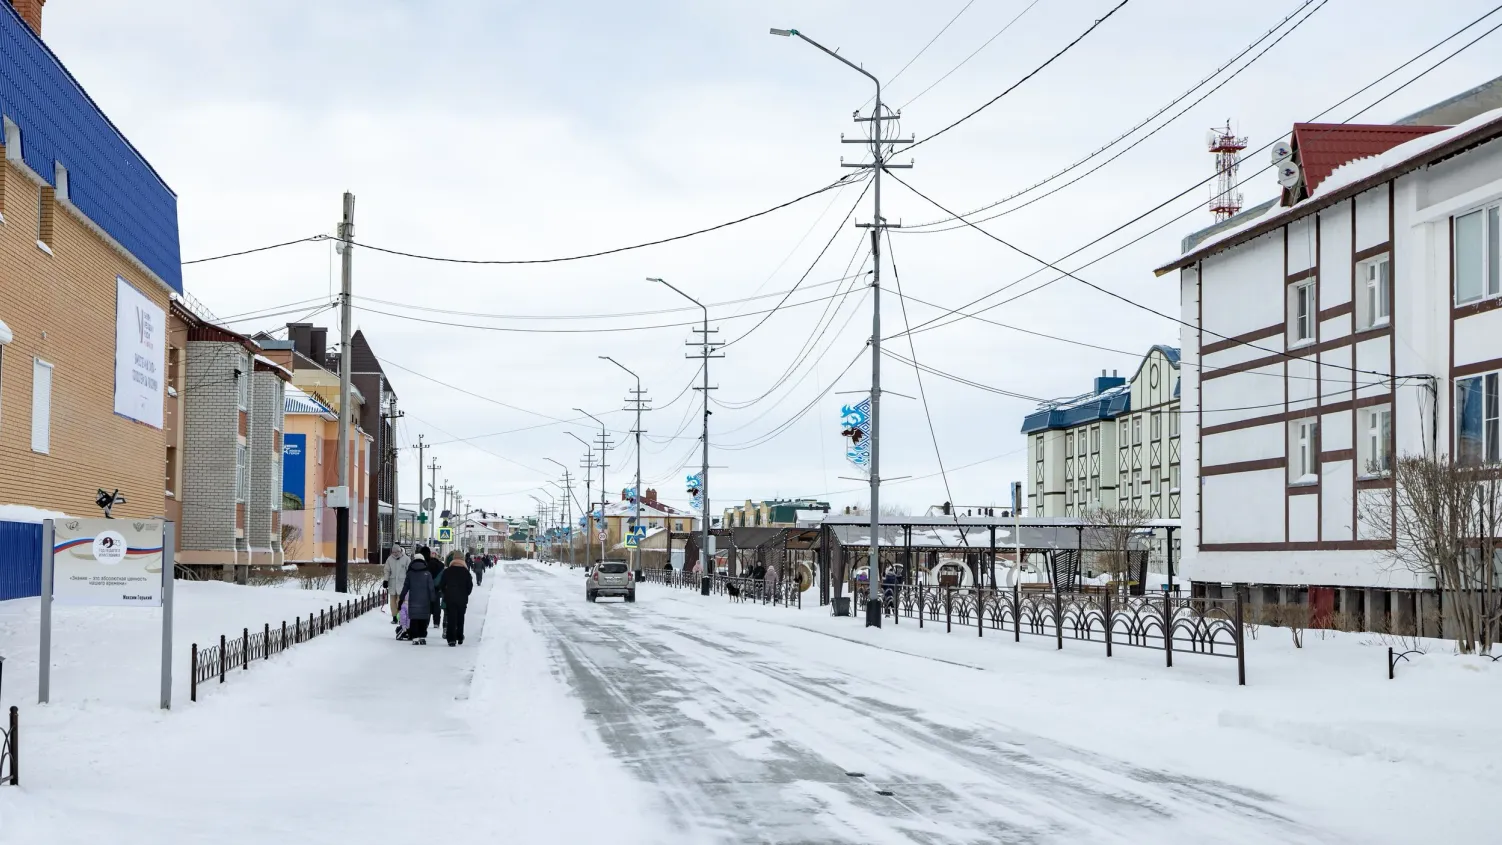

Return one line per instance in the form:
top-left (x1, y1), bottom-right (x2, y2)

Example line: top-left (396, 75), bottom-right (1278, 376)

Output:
top-left (383, 546), bottom-right (495, 646)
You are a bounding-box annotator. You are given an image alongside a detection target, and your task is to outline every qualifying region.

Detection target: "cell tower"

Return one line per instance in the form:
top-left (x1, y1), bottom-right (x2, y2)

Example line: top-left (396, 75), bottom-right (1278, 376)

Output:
top-left (1207, 120), bottom-right (1248, 221)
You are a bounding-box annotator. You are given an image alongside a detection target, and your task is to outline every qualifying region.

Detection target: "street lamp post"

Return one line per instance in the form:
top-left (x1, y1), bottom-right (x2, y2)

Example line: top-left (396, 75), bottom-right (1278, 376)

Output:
top-left (527, 494), bottom-right (545, 561)
top-left (648, 277), bottom-right (717, 595)
top-left (601, 356), bottom-right (645, 581)
top-left (567, 430), bottom-right (594, 568)
top-left (574, 409), bottom-right (610, 565)
top-left (545, 457), bottom-right (574, 567)
top-left (771, 26), bottom-right (909, 627)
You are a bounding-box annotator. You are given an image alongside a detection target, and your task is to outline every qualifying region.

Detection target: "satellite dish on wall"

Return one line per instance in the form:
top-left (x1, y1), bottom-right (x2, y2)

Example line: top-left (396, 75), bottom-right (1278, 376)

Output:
top-left (1270, 140), bottom-right (1294, 165)
top-left (1276, 162), bottom-right (1302, 189)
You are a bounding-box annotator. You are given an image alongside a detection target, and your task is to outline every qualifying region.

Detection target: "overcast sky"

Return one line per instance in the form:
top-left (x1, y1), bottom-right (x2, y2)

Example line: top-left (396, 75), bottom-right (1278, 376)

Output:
top-left (43, 0), bottom-right (1500, 520)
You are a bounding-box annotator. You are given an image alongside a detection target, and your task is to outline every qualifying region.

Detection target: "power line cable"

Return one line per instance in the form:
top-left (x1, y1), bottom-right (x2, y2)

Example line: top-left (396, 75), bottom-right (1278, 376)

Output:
top-left (883, 7), bottom-right (1502, 342)
top-left (884, 168), bottom-right (1423, 382)
top-left (906, 0), bottom-right (1132, 155)
top-left (902, 0), bottom-right (1326, 230)
top-left (896, 0), bottom-right (1046, 110)
top-left (182, 235), bottom-right (328, 265)
top-left (347, 173), bottom-right (866, 265)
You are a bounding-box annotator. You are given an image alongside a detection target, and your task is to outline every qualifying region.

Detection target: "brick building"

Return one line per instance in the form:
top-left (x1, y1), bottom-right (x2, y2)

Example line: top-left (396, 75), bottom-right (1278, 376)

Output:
top-left (0, 0), bottom-right (182, 521)
top-left (331, 329), bottom-right (399, 563)
top-left (256, 329), bottom-right (374, 567)
top-left (176, 316), bottom-right (289, 579)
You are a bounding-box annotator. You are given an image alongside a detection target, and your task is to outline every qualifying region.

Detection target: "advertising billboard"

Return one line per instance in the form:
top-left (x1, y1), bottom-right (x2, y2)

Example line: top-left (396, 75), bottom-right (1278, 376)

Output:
top-left (282, 433), bottom-right (307, 510)
top-left (113, 276), bottom-right (166, 428)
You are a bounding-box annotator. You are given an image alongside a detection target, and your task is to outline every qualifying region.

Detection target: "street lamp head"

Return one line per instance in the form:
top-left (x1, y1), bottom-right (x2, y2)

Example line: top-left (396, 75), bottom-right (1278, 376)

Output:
top-left (645, 277), bottom-right (663, 283)
top-left (769, 28), bottom-right (795, 37)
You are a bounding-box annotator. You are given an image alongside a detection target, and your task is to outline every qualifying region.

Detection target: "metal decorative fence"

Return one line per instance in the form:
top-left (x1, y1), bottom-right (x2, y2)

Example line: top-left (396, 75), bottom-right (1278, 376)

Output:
top-left (641, 569), bottom-right (802, 608)
top-left (191, 590), bottom-right (388, 702)
top-left (854, 582), bottom-right (1245, 684)
top-left (0, 707), bottom-right (16, 786)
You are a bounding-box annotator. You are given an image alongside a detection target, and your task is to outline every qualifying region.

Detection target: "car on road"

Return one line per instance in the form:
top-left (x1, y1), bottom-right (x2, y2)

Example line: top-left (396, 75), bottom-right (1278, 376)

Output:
top-left (587, 561), bottom-right (635, 603)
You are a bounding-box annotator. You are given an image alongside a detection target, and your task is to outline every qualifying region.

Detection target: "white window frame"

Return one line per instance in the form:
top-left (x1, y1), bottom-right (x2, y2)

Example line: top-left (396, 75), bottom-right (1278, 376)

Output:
top-left (1290, 419), bottom-right (1318, 483)
top-left (235, 443), bottom-right (249, 503)
top-left (1169, 409), bottom-right (1180, 438)
top-left (31, 357), bottom-right (52, 454)
top-left (1150, 412), bottom-right (1161, 441)
top-left (1456, 372), bottom-right (1500, 467)
top-left (1359, 406), bottom-right (1393, 477)
top-left (236, 359), bottom-right (250, 411)
top-left (1289, 278), bottom-right (1316, 345)
top-left (1133, 416), bottom-right (1142, 445)
top-left (1454, 204), bottom-right (1501, 306)
top-left (1358, 254), bottom-right (1391, 329)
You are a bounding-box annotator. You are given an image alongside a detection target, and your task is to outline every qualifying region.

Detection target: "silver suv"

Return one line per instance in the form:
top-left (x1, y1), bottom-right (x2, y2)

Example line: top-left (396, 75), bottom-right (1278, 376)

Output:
top-left (587, 562), bottom-right (636, 603)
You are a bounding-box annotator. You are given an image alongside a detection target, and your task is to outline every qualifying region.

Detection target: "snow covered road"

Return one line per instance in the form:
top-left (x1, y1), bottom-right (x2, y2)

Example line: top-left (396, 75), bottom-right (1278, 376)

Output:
top-left (4, 562), bottom-right (1496, 844)
top-left (515, 563), bottom-right (1328, 845)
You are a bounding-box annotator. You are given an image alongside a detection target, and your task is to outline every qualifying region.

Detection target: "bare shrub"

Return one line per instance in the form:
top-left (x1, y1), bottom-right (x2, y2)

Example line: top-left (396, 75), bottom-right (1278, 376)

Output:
top-left (1242, 605), bottom-right (1264, 641)
top-left (296, 565), bottom-right (334, 591)
top-left (1083, 505), bottom-right (1152, 592)
top-left (1359, 453), bottom-right (1502, 654)
top-left (1273, 602), bottom-right (1308, 648)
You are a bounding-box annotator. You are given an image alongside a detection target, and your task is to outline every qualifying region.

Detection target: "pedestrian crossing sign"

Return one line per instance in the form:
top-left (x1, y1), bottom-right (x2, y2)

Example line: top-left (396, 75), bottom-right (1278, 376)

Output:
top-left (438, 526), bottom-right (453, 542)
top-left (625, 525), bottom-right (647, 548)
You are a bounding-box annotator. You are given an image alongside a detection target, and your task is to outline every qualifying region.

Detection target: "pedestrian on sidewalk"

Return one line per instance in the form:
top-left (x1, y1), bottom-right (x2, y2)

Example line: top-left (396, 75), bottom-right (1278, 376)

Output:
top-left (383, 545), bottom-right (409, 624)
top-left (441, 550), bottom-right (474, 646)
top-left (399, 555), bottom-right (438, 645)
top-left (474, 554), bottom-right (486, 587)
top-left (427, 550), bottom-right (446, 628)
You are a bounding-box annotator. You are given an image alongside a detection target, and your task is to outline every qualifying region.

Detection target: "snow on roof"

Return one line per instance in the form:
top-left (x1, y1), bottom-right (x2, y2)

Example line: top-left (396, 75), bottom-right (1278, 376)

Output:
top-left (1159, 107), bottom-right (1502, 274)
top-left (0, 504), bottom-right (69, 524)
top-left (254, 354), bottom-right (291, 377)
top-left (0, 317), bottom-right (12, 345)
top-left (284, 384), bottom-right (336, 418)
top-left (1286, 123), bottom-right (1444, 201)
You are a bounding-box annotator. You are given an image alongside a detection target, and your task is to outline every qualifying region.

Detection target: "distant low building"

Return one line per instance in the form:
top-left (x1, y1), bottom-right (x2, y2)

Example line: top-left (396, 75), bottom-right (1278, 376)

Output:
top-left (723, 499), bottom-right (831, 528)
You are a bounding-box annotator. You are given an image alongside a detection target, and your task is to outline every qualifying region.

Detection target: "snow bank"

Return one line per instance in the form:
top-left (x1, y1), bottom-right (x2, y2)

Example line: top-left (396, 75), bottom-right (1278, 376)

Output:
top-left (0, 505), bottom-right (67, 524)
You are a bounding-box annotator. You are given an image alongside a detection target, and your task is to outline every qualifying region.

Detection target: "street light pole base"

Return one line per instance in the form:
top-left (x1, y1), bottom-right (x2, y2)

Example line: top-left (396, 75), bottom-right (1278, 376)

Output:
top-left (865, 599), bottom-right (883, 628)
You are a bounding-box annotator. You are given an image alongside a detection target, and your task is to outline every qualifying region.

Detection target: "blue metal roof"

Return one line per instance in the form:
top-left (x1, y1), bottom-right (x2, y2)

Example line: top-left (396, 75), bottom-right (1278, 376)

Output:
top-left (0, 4), bottom-right (181, 292)
top-left (1020, 346), bottom-right (1182, 435)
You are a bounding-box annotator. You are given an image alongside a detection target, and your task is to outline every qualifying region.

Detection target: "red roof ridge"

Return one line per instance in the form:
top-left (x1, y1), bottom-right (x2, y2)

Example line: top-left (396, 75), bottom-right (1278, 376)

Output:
top-left (1283, 123), bottom-right (1446, 205)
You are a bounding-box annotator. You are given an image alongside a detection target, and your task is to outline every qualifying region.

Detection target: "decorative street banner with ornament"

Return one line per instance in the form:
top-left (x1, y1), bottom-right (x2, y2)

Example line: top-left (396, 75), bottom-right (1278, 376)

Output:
top-left (686, 474), bottom-right (703, 512)
top-left (841, 397), bottom-right (872, 471)
top-left (51, 517), bottom-right (165, 607)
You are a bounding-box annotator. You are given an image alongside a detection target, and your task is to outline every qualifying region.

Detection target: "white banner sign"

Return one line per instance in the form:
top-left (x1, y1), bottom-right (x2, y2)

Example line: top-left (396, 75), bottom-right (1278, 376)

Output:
top-left (114, 276), bottom-right (166, 429)
top-left (52, 518), bottom-right (165, 607)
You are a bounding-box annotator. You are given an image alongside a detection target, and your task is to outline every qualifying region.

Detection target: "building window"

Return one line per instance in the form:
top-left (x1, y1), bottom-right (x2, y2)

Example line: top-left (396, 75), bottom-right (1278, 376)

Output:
top-left (1035, 434), bottom-right (1043, 460)
top-left (1090, 426), bottom-right (1099, 452)
top-left (1289, 279), bottom-right (1315, 344)
top-left (1358, 255), bottom-right (1391, 328)
top-left (1133, 416), bottom-right (1142, 445)
top-left (1118, 418), bottom-right (1128, 445)
top-left (166, 446), bottom-right (178, 496)
top-left (1171, 464), bottom-right (1180, 492)
top-left (1065, 431), bottom-right (1073, 456)
top-left (1359, 406), bottom-right (1392, 476)
top-left (31, 358), bottom-right (52, 454)
top-left (167, 346), bottom-right (182, 393)
top-left (1455, 205), bottom-right (1501, 305)
top-left (236, 362), bottom-right (249, 410)
top-left (1169, 410), bottom-right (1179, 438)
top-left (1150, 412), bottom-right (1161, 440)
top-left (1290, 419), bottom-right (1318, 483)
top-left (235, 444), bottom-right (248, 502)
top-left (1457, 372), bottom-right (1500, 466)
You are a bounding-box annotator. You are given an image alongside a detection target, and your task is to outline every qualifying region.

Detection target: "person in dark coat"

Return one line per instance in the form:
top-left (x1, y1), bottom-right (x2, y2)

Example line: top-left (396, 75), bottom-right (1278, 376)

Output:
top-left (399, 557), bottom-right (438, 645)
top-left (441, 550), bottom-right (475, 646)
top-left (425, 549), bottom-right (445, 627)
top-left (474, 552), bottom-right (486, 587)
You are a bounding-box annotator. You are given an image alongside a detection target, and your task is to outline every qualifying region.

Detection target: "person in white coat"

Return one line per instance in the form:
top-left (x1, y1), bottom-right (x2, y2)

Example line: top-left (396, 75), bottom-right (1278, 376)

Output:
top-left (383, 545), bottom-right (409, 624)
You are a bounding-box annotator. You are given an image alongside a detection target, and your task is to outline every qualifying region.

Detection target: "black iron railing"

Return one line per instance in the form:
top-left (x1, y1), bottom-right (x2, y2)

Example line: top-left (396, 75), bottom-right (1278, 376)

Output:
top-left (0, 707), bottom-right (16, 786)
top-left (191, 590), bottom-right (389, 702)
top-left (856, 582), bottom-right (1244, 684)
top-left (641, 569), bottom-right (803, 609)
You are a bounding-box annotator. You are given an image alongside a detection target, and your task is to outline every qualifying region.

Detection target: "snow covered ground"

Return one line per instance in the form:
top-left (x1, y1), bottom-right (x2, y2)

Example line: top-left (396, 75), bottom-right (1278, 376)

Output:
top-left (0, 562), bottom-right (1497, 843)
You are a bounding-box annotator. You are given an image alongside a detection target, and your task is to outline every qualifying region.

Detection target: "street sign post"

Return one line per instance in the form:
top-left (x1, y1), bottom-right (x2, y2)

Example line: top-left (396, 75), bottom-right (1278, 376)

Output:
top-left (40, 517), bottom-right (176, 709)
top-left (438, 526), bottom-right (453, 543)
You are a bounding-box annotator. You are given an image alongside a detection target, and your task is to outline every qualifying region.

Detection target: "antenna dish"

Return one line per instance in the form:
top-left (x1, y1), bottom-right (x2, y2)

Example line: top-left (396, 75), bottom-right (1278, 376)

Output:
top-left (1270, 140), bottom-right (1294, 165)
top-left (1205, 130), bottom-right (1219, 147)
top-left (1276, 162), bottom-right (1302, 189)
